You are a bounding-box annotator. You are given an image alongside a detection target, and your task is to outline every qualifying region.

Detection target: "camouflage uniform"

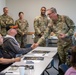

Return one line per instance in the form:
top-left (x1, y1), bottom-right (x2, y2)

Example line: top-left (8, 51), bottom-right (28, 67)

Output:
top-left (37, 15), bottom-right (75, 64)
top-left (0, 14), bottom-right (14, 36)
top-left (15, 19), bottom-right (29, 48)
top-left (34, 15), bottom-right (51, 46)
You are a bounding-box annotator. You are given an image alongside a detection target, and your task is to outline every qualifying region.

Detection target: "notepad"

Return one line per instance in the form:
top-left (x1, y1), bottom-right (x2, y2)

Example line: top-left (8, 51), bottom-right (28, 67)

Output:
top-left (34, 53), bottom-right (44, 56)
top-left (32, 50), bottom-right (50, 53)
top-left (10, 65), bottom-right (34, 70)
top-left (23, 57), bottom-right (44, 60)
top-left (26, 60), bottom-right (34, 64)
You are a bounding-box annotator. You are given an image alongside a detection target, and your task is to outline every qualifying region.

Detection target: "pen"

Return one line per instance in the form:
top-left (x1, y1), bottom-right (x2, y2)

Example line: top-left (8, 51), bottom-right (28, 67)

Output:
top-left (6, 72), bottom-right (13, 73)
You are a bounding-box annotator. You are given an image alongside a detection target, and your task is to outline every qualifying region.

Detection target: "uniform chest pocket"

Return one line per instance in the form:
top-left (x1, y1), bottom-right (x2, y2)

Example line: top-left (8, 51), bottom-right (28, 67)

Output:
top-left (62, 22), bottom-right (69, 31)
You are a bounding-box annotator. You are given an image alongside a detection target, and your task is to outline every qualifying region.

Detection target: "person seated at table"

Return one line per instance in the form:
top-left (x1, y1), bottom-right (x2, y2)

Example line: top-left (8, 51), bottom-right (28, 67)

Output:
top-left (2, 28), bottom-right (36, 58)
top-left (0, 34), bottom-right (21, 72)
top-left (65, 46), bottom-right (76, 75)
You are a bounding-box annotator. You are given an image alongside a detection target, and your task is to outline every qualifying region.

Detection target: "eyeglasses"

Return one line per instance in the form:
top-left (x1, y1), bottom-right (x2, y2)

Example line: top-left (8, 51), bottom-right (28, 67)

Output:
top-left (47, 12), bottom-right (53, 16)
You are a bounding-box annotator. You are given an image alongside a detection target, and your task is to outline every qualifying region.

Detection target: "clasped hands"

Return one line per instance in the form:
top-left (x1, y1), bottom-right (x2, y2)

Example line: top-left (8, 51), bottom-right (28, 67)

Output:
top-left (31, 43), bottom-right (39, 49)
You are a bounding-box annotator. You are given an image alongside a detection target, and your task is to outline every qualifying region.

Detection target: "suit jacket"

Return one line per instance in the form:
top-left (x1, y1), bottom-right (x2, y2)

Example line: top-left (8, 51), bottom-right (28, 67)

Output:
top-left (0, 46), bottom-right (12, 72)
top-left (2, 36), bottom-right (32, 58)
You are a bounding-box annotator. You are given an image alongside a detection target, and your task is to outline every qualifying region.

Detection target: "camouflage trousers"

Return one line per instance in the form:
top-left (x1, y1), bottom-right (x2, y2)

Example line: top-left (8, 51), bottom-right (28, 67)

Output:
top-left (34, 35), bottom-right (46, 47)
top-left (57, 38), bottom-right (72, 66)
top-left (15, 34), bottom-right (27, 48)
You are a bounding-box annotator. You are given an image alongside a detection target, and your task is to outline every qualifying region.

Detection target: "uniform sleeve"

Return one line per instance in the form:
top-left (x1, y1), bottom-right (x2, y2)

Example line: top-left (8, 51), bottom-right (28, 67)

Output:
top-left (15, 20), bottom-right (23, 35)
top-left (0, 16), bottom-right (14, 27)
top-left (0, 16), bottom-right (6, 27)
top-left (34, 18), bottom-right (41, 35)
top-left (37, 26), bottom-right (52, 45)
top-left (24, 20), bottom-right (29, 34)
top-left (5, 39), bottom-right (32, 55)
top-left (9, 17), bottom-right (14, 24)
top-left (47, 19), bottom-right (52, 26)
top-left (65, 16), bottom-right (75, 36)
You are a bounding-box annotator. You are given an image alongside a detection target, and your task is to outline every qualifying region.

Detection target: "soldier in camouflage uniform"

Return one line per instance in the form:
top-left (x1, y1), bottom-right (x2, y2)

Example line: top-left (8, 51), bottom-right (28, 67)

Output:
top-left (34, 7), bottom-right (51, 47)
top-left (15, 12), bottom-right (29, 48)
top-left (36, 7), bottom-right (75, 65)
top-left (0, 7), bottom-right (14, 36)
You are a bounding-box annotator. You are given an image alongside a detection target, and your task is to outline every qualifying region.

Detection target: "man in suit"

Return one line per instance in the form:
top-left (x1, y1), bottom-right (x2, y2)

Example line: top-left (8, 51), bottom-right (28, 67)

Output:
top-left (0, 34), bottom-right (21, 72)
top-left (2, 28), bottom-right (36, 58)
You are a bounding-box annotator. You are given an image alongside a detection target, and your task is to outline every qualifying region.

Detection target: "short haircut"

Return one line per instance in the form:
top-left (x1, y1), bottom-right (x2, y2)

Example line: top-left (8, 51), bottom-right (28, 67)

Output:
top-left (47, 7), bottom-right (57, 13)
top-left (18, 12), bottom-right (24, 16)
top-left (41, 6), bottom-right (46, 10)
top-left (3, 7), bottom-right (8, 10)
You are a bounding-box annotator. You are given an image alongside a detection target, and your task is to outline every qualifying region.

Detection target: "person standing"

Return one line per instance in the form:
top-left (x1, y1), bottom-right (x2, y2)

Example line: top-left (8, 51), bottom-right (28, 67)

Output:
top-left (15, 12), bottom-right (29, 48)
top-left (0, 7), bottom-right (14, 36)
top-left (34, 7), bottom-right (51, 46)
top-left (35, 7), bottom-right (75, 65)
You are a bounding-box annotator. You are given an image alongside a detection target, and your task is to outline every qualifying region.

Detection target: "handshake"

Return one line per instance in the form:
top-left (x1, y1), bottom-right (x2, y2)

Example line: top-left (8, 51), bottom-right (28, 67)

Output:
top-left (31, 43), bottom-right (39, 49)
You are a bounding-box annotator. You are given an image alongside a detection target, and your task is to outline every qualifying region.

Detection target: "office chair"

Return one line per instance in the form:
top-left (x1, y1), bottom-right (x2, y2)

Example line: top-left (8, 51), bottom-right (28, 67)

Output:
top-left (45, 53), bottom-right (59, 74)
top-left (43, 38), bottom-right (59, 75)
top-left (58, 63), bottom-right (69, 75)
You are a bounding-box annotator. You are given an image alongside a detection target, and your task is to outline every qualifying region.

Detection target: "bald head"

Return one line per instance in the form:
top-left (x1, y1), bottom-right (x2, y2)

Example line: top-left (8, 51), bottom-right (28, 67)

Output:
top-left (7, 29), bottom-right (17, 36)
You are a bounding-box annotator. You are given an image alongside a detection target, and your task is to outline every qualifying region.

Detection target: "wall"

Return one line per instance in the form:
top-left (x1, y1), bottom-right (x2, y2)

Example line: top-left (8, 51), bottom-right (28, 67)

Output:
top-left (6, 0), bottom-right (76, 44)
top-left (0, 0), bottom-right (6, 15)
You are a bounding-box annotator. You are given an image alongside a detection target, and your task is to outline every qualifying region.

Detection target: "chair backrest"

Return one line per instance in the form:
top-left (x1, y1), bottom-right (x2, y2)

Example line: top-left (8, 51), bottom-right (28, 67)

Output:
top-left (59, 64), bottom-right (69, 73)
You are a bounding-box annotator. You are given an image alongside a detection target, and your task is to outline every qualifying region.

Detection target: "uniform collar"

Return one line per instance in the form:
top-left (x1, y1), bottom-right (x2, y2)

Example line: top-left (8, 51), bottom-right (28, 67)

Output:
top-left (52, 14), bottom-right (62, 24)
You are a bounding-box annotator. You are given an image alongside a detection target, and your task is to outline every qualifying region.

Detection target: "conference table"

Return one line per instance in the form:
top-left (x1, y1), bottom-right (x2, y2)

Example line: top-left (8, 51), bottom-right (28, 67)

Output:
top-left (2, 47), bottom-right (57, 75)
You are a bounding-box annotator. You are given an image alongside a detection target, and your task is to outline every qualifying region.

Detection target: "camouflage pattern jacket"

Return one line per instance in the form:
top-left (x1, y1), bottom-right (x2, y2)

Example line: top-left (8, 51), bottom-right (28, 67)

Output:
top-left (38, 14), bottom-right (75, 45)
top-left (15, 19), bottom-right (29, 35)
top-left (0, 14), bottom-right (14, 36)
top-left (34, 15), bottom-right (51, 37)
